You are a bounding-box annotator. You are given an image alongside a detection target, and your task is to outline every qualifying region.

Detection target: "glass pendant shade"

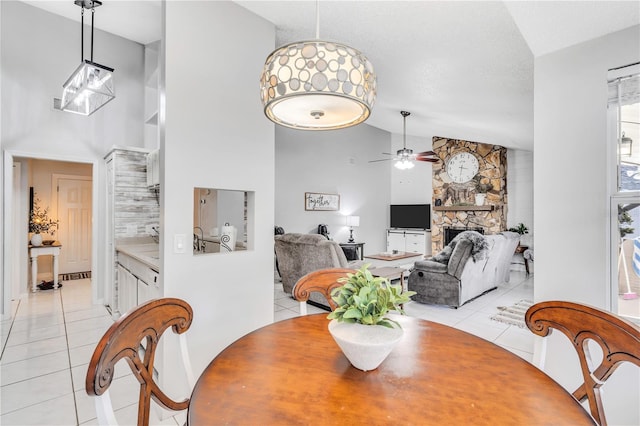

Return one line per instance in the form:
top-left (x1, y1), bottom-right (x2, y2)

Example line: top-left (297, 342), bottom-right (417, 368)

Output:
top-left (260, 40), bottom-right (376, 130)
top-left (61, 60), bottom-right (115, 116)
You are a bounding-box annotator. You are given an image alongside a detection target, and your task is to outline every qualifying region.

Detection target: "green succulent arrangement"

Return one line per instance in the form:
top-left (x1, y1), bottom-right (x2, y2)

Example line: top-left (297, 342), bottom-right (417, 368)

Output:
top-left (507, 223), bottom-right (529, 235)
top-left (327, 265), bottom-right (415, 329)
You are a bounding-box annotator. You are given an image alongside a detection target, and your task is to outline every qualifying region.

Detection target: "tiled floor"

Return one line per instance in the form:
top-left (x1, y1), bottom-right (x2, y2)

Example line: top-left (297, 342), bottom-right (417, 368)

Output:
top-left (2, 270), bottom-right (534, 425)
top-left (275, 269), bottom-right (536, 362)
top-left (0, 279), bottom-right (185, 426)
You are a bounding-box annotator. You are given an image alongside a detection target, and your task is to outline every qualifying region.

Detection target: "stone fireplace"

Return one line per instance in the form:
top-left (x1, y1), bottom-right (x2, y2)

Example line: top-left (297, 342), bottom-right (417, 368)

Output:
top-left (431, 137), bottom-right (508, 253)
top-left (444, 226), bottom-right (485, 245)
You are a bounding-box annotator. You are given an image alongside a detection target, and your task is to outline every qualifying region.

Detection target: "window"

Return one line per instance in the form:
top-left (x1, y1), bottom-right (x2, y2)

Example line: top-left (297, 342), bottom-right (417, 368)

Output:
top-left (609, 63), bottom-right (640, 322)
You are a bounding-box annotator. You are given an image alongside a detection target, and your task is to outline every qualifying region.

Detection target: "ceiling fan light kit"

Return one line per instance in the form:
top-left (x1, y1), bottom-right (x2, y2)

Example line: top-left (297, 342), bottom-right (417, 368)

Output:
top-left (60, 0), bottom-right (115, 116)
top-left (259, 2), bottom-right (376, 130)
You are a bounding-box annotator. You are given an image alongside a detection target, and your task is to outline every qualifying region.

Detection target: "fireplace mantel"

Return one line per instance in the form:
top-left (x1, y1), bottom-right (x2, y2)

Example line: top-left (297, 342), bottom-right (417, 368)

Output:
top-left (433, 205), bottom-right (496, 212)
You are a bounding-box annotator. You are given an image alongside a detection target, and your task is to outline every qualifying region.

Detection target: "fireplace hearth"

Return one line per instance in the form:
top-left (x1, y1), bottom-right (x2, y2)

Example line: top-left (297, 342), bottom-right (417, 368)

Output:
top-left (444, 226), bottom-right (484, 246)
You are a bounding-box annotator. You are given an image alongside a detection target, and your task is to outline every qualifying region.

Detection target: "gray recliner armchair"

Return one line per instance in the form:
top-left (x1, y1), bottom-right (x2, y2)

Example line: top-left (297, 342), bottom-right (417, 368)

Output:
top-left (408, 237), bottom-right (475, 307)
top-left (408, 231), bottom-right (518, 308)
top-left (274, 233), bottom-right (362, 309)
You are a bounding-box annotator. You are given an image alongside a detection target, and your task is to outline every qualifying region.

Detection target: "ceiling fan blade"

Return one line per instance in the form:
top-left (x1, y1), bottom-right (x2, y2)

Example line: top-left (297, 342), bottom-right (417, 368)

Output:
top-left (416, 150), bottom-right (437, 157)
top-left (368, 158), bottom-right (393, 163)
top-left (416, 157), bottom-right (439, 163)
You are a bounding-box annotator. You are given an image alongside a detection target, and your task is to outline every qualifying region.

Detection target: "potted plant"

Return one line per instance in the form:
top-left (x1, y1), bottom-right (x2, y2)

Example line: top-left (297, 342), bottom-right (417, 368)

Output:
top-left (473, 175), bottom-right (493, 206)
top-left (327, 265), bottom-right (415, 371)
top-left (29, 196), bottom-right (59, 246)
top-left (507, 222), bottom-right (530, 246)
top-left (507, 223), bottom-right (529, 235)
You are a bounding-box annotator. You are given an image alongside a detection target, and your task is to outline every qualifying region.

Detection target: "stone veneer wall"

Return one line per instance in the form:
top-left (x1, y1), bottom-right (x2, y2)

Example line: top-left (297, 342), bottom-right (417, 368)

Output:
top-left (431, 137), bottom-right (507, 253)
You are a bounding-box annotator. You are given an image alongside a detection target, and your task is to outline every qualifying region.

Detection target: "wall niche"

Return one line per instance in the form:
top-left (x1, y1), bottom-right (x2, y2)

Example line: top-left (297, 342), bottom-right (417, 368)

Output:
top-left (431, 136), bottom-right (508, 253)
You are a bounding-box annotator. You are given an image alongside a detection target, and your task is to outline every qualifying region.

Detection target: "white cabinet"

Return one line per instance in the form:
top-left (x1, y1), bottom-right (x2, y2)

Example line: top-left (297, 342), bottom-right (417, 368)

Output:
top-left (387, 229), bottom-right (431, 256)
top-left (117, 263), bottom-right (137, 315)
top-left (387, 231), bottom-right (406, 253)
top-left (138, 268), bottom-right (160, 305)
top-left (105, 147), bottom-right (160, 315)
top-left (117, 252), bottom-right (160, 316)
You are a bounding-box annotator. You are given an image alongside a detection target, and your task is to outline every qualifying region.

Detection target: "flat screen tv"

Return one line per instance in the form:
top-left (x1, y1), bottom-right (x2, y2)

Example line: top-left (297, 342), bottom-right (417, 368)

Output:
top-left (390, 204), bottom-right (431, 230)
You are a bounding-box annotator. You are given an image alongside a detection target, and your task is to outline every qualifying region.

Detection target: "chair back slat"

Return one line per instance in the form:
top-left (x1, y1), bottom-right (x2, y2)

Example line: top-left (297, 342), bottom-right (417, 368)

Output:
top-left (86, 298), bottom-right (193, 426)
top-left (525, 301), bottom-right (640, 426)
top-left (292, 268), bottom-right (355, 314)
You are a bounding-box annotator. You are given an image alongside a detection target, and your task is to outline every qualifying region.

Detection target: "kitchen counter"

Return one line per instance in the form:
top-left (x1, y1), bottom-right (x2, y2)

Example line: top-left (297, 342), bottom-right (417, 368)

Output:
top-left (115, 243), bottom-right (159, 271)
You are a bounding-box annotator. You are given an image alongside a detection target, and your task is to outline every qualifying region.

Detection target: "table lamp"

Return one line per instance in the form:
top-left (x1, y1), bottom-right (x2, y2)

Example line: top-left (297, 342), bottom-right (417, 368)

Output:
top-left (346, 215), bottom-right (360, 243)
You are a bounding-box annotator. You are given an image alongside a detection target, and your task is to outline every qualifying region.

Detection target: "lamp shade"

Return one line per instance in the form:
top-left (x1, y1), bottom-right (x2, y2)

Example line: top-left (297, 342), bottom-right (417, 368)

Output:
top-left (260, 40), bottom-right (376, 130)
top-left (61, 60), bottom-right (115, 116)
top-left (346, 215), bottom-right (360, 227)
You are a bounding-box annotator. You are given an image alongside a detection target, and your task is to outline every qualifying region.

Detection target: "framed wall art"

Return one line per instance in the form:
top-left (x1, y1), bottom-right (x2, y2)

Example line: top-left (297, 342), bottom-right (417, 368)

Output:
top-left (305, 192), bottom-right (340, 211)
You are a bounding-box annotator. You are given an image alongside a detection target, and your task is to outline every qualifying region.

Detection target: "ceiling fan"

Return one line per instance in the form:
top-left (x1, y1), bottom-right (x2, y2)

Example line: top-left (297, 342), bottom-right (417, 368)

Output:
top-left (369, 111), bottom-right (439, 169)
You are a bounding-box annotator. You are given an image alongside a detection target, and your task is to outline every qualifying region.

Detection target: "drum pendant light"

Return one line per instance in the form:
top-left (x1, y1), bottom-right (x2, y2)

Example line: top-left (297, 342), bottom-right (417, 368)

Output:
top-left (60, 0), bottom-right (115, 116)
top-left (259, 2), bottom-right (376, 130)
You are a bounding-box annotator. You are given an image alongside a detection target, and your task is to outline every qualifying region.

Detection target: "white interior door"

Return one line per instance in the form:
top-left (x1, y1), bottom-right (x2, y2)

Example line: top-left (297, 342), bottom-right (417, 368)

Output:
top-left (56, 176), bottom-right (92, 274)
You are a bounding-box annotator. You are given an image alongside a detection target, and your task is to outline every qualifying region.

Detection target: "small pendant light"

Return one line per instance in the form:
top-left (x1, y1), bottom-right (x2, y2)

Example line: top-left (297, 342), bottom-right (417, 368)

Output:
top-left (60, 0), bottom-right (115, 116)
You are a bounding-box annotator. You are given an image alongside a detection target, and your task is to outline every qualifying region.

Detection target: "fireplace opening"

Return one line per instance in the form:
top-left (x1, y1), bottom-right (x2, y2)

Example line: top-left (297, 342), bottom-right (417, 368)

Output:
top-left (444, 226), bottom-right (484, 246)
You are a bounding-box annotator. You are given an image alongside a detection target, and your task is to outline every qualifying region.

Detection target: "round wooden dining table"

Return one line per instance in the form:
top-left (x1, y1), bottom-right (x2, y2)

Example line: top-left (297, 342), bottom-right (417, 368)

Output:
top-left (188, 314), bottom-right (595, 425)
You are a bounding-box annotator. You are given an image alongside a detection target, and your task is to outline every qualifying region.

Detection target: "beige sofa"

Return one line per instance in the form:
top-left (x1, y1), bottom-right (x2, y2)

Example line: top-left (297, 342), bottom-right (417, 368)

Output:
top-left (275, 233), bottom-right (361, 308)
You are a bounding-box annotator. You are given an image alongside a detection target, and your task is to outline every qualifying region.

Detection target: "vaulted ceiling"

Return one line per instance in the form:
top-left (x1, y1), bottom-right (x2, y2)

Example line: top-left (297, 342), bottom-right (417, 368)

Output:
top-left (22, 1), bottom-right (640, 150)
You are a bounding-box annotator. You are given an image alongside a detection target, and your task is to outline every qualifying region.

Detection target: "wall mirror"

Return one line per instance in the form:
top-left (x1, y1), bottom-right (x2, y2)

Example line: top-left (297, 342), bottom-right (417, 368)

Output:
top-left (193, 188), bottom-right (251, 255)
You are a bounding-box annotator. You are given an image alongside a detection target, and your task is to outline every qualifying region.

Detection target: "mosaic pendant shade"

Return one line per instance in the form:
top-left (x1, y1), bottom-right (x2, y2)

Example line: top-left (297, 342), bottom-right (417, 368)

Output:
top-left (260, 40), bottom-right (376, 130)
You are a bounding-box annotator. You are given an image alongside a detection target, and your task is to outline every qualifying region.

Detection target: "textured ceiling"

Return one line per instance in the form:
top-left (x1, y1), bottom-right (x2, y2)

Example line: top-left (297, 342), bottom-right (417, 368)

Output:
top-left (21, 1), bottom-right (640, 151)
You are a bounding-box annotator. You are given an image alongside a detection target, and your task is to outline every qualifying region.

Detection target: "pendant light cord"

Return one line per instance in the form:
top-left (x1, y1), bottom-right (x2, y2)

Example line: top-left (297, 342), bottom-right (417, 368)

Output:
top-left (91, 6), bottom-right (95, 62)
top-left (79, 4), bottom-right (96, 63)
top-left (315, 0), bottom-right (320, 39)
top-left (80, 7), bottom-right (84, 62)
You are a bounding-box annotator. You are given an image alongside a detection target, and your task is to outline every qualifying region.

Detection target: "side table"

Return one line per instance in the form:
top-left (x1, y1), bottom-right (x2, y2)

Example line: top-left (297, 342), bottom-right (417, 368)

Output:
top-left (514, 244), bottom-right (529, 275)
top-left (339, 242), bottom-right (364, 260)
top-left (29, 242), bottom-right (62, 292)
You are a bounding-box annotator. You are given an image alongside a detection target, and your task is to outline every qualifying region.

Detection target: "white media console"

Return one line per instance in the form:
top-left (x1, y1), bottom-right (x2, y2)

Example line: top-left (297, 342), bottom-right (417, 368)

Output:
top-left (386, 229), bottom-right (431, 257)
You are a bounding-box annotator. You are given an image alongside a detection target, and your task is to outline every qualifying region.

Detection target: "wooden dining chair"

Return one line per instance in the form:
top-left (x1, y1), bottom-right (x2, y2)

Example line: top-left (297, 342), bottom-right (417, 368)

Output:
top-left (525, 301), bottom-right (640, 426)
top-left (292, 268), bottom-right (355, 315)
top-left (86, 298), bottom-right (195, 426)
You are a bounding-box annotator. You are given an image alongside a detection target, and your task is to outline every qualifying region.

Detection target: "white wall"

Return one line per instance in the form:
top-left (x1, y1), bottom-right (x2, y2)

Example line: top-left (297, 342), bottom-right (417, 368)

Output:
top-left (390, 132), bottom-right (433, 205)
top-left (275, 124), bottom-right (391, 252)
top-left (535, 25), bottom-right (640, 425)
top-left (1, 2), bottom-right (144, 153)
top-left (163, 0), bottom-right (275, 393)
top-left (1, 1), bottom-right (146, 312)
top-left (506, 149), bottom-right (533, 236)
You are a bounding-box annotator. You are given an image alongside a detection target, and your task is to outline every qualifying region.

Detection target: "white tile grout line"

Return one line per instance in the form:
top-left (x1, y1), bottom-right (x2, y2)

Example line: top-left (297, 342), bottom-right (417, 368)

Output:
top-left (0, 299), bottom-right (21, 361)
top-left (59, 286), bottom-right (81, 426)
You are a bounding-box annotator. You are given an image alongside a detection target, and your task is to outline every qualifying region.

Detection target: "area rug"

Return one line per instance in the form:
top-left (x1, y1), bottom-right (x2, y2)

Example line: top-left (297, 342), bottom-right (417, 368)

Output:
top-left (58, 271), bottom-right (91, 281)
top-left (490, 299), bottom-right (534, 328)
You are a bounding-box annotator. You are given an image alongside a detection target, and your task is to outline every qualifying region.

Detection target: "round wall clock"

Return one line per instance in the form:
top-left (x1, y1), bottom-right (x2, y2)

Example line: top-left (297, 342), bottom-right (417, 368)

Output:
top-left (446, 152), bottom-right (479, 183)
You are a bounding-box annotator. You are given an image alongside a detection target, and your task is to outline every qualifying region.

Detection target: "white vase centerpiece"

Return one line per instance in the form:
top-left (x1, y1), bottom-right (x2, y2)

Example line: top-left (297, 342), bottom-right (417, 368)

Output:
top-left (327, 265), bottom-right (415, 371)
top-left (30, 233), bottom-right (43, 246)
